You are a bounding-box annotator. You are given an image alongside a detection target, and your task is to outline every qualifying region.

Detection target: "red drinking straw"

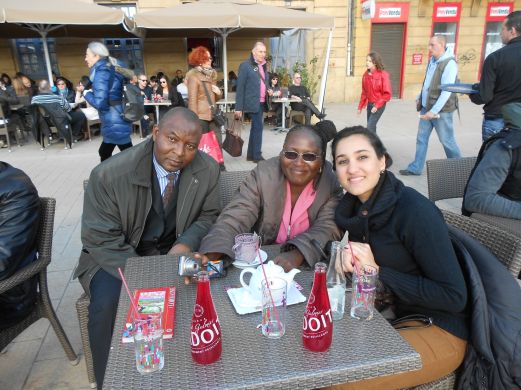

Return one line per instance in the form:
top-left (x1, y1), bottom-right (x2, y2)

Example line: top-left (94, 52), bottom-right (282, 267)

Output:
top-left (118, 267), bottom-right (142, 320)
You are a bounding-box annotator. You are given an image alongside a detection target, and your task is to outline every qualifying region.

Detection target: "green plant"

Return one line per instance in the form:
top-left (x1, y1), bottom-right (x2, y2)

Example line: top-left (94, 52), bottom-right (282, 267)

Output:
top-left (293, 56), bottom-right (320, 98)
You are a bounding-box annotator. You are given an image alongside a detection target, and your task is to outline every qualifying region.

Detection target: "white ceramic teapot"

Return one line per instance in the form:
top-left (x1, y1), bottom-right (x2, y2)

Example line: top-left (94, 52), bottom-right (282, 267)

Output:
top-left (239, 261), bottom-right (300, 299)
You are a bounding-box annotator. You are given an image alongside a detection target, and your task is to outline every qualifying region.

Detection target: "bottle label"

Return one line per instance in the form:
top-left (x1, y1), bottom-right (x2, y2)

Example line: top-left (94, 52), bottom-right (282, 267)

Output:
top-left (302, 307), bottom-right (332, 338)
top-left (191, 317), bottom-right (222, 353)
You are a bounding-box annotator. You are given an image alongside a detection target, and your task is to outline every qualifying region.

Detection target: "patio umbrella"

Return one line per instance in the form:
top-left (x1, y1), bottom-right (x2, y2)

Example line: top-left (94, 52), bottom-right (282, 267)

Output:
top-left (0, 0), bottom-right (137, 85)
top-left (132, 0), bottom-right (334, 108)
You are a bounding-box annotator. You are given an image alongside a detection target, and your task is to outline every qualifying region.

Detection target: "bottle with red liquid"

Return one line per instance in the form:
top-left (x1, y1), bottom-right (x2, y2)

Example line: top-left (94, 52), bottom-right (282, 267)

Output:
top-left (190, 271), bottom-right (222, 364)
top-left (302, 262), bottom-right (333, 352)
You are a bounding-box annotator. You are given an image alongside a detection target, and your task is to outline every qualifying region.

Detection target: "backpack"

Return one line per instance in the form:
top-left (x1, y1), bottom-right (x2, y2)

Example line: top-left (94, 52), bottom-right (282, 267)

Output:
top-left (122, 83), bottom-right (145, 123)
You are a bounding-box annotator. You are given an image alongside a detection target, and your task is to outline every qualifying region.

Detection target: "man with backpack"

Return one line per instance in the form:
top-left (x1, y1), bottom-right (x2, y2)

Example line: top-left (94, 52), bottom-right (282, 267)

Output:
top-left (400, 35), bottom-right (462, 176)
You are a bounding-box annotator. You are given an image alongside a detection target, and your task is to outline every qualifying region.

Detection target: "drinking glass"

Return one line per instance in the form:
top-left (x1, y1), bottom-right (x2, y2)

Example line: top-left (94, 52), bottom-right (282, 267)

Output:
top-left (232, 233), bottom-right (261, 263)
top-left (133, 312), bottom-right (164, 374)
top-left (350, 264), bottom-right (378, 320)
top-left (261, 277), bottom-right (287, 339)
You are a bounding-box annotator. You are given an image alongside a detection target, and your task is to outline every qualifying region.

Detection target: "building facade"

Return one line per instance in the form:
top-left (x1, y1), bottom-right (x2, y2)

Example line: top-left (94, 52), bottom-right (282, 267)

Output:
top-left (0, 0), bottom-right (519, 103)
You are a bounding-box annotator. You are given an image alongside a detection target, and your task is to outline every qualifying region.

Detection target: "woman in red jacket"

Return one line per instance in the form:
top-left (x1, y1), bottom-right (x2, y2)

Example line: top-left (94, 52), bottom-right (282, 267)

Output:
top-left (357, 52), bottom-right (392, 133)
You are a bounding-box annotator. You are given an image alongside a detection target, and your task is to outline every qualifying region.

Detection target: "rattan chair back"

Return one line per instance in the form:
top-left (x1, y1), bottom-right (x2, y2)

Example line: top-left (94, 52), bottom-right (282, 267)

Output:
top-left (219, 170), bottom-right (250, 209)
top-left (0, 197), bottom-right (78, 364)
top-left (426, 157), bottom-right (477, 202)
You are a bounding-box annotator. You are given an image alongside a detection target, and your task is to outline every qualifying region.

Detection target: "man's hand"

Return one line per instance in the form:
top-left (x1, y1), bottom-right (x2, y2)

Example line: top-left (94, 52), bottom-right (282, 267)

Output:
top-left (273, 249), bottom-right (304, 272)
top-left (168, 243), bottom-right (191, 256)
top-left (419, 111), bottom-right (439, 120)
top-left (370, 106), bottom-right (378, 114)
top-left (234, 110), bottom-right (243, 120)
top-left (357, 109), bottom-right (362, 115)
top-left (291, 95), bottom-right (302, 102)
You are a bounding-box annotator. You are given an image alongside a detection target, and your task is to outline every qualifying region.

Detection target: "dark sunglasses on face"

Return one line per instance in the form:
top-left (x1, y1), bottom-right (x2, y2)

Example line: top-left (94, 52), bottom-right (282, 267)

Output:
top-left (139, 79), bottom-right (148, 82)
top-left (282, 150), bottom-right (320, 162)
top-left (160, 81), bottom-right (167, 84)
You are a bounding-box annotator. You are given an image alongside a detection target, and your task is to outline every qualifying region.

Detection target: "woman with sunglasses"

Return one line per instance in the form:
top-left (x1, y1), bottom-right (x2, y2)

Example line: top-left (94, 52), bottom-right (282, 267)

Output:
top-left (185, 46), bottom-right (224, 169)
top-left (199, 123), bottom-right (342, 271)
top-left (329, 126), bottom-right (467, 389)
top-left (155, 74), bottom-right (185, 117)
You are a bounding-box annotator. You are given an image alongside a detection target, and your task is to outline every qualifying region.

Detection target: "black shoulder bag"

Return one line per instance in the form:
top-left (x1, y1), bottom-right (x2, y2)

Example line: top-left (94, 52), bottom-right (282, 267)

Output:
top-left (201, 81), bottom-right (226, 127)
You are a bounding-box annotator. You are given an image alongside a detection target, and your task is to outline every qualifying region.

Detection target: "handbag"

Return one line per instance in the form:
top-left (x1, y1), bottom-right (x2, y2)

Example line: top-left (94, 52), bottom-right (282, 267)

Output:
top-left (201, 82), bottom-right (226, 127)
top-left (222, 118), bottom-right (244, 157)
top-left (198, 130), bottom-right (224, 164)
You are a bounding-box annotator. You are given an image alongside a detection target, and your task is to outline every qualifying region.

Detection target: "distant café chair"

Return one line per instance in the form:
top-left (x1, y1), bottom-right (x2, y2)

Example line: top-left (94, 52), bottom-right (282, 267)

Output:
top-left (0, 105), bottom-right (12, 151)
top-left (0, 197), bottom-right (78, 365)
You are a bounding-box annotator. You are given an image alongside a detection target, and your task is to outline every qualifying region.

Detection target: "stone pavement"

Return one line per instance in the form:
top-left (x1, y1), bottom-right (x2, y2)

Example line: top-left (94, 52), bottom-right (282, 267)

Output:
top-left (0, 100), bottom-right (483, 389)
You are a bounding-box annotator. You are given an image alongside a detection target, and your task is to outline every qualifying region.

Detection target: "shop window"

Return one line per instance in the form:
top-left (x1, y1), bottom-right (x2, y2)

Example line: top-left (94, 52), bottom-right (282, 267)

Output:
top-left (433, 23), bottom-right (458, 54)
top-left (104, 38), bottom-right (144, 72)
top-left (187, 38), bottom-right (223, 71)
top-left (15, 38), bottom-right (60, 81)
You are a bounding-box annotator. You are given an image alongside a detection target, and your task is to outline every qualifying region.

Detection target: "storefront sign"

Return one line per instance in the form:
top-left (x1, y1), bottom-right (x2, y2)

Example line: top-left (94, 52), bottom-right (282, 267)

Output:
top-left (412, 53), bottom-right (423, 65)
top-left (372, 3), bottom-right (409, 23)
top-left (432, 3), bottom-right (461, 22)
top-left (486, 3), bottom-right (513, 21)
top-left (361, 0), bottom-right (375, 20)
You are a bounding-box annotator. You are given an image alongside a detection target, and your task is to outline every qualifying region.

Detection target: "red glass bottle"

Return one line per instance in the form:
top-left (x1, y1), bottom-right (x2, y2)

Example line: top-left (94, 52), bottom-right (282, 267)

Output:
top-left (302, 262), bottom-right (333, 352)
top-left (190, 271), bottom-right (222, 364)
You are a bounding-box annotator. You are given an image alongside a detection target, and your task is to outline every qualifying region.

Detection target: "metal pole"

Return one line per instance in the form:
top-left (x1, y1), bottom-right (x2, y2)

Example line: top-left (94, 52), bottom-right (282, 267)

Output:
top-left (41, 31), bottom-right (54, 87)
top-left (222, 32), bottom-right (228, 101)
top-left (318, 29), bottom-right (333, 112)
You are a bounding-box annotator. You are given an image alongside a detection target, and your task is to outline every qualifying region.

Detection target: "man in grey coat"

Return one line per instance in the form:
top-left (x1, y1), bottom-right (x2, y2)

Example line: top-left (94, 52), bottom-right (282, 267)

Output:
top-left (235, 42), bottom-right (270, 163)
top-left (74, 107), bottom-right (220, 388)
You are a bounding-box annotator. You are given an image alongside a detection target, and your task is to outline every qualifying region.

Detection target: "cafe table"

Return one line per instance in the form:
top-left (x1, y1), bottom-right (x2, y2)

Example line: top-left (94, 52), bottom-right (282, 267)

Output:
top-left (103, 246), bottom-right (421, 389)
top-left (144, 100), bottom-right (172, 122)
top-left (272, 97), bottom-right (301, 133)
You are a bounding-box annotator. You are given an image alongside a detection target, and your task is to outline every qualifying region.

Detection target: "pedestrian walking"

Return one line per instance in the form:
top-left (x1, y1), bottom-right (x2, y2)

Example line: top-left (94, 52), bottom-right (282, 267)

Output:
top-left (400, 35), bottom-right (461, 176)
top-left (357, 52), bottom-right (392, 133)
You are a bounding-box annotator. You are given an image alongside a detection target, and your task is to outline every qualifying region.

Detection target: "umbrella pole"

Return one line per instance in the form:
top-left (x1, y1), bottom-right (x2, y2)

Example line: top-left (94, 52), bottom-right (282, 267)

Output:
top-left (41, 32), bottom-right (54, 87)
top-left (318, 29), bottom-right (333, 112)
top-left (222, 32), bottom-right (228, 101)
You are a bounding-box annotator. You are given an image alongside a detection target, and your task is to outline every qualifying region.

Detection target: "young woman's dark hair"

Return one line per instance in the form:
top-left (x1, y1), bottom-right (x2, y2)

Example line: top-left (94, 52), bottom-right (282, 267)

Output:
top-left (331, 126), bottom-right (393, 170)
top-left (1, 73), bottom-right (12, 86)
top-left (79, 75), bottom-right (92, 90)
top-left (367, 51), bottom-right (385, 71)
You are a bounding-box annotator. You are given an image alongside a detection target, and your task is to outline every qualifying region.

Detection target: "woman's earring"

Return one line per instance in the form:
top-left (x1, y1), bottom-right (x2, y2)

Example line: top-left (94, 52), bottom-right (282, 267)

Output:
top-left (380, 169), bottom-right (385, 175)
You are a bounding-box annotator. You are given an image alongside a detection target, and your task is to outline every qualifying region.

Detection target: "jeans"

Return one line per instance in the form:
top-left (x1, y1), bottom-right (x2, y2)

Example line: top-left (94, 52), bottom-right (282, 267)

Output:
top-left (88, 269), bottom-right (122, 389)
top-left (366, 103), bottom-right (386, 133)
top-left (407, 109), bottom-right (461, 175)
top-left (246, 104), bottom-right (264, 160)
top-left (482, 116), bottom-right (504, 142)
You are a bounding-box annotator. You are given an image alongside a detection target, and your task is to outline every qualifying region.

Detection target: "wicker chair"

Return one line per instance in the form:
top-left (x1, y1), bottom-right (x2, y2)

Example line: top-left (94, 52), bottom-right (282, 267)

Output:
top-left (219, 170), bottom-right (250, 208)
top-left (0, 197), bottom-right (78, 364)
top-left (409, 210), bottom-right (521, 390)
top-left (76, 170), bottom-right (251, 388)
top-left (426, 157), bottom-right (477, 202)
top-left (0, 105), bottom-right (12, 152)
top-left (427, 157), bottom-right (521, 237)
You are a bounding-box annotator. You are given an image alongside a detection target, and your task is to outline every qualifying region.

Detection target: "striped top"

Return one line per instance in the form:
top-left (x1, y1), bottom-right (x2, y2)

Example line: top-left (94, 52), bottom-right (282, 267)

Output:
top-left (31, 93), bottom-right (71, 112)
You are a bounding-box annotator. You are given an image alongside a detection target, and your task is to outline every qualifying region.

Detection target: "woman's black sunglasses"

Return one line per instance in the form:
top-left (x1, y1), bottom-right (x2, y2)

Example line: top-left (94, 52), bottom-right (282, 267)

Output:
top-left (281, 150), bottom-right (320, 162)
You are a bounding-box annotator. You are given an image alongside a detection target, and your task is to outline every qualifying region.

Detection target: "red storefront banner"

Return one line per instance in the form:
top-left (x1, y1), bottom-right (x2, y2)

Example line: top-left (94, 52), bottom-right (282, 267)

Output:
top-left (432, 3), bottom-right (461, 22)
top-left (486, 2), bottom-right (513, 22)
top-left (372, 2), bottom-right (409, 23)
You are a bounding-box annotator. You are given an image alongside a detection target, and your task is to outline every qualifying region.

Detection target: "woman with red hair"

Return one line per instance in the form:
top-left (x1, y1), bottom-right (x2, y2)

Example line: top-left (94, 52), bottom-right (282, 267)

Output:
top-left (186, 46), bottom-right (225, 170)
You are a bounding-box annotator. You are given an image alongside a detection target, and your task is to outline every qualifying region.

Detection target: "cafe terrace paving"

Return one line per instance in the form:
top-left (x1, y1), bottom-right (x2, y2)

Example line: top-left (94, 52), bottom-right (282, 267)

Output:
top-left (0, 100), bottom-right (483, 389)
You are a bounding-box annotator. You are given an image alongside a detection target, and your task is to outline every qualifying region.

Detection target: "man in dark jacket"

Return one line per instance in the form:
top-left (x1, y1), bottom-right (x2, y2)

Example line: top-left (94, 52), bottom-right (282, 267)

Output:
top-left (288, 72), bottom-right (325, 125)
top-left (463, 102), bottom-right (521, 219)
top-left (74, 107), bottom-right (220, 389)
top-left (449, 226), bottom-right (521, 389)
top-left (0, 162), bottom-right (40, 329)
top-left (470, 11), bottom-right (521, 141)
top-left (235, 42), bottom-right (270, 163)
